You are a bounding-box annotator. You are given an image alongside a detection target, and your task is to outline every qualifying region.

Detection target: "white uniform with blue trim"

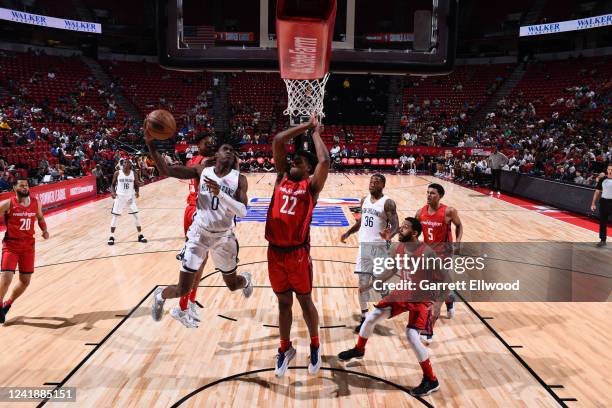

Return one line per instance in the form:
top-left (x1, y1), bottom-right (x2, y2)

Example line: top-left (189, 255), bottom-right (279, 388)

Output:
top-left (182, 166), bottom-right (241, 274)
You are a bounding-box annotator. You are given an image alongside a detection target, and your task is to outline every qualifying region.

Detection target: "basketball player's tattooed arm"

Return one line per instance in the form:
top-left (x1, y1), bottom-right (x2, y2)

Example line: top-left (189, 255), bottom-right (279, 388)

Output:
top-left (381, 199), bottom-right (399, 241)
top-left (144, 132), bottom-right (201, 180)
top-left (447, 206), bottom-right (463, 242)
top-left (309, 118), bottom-right (330, 199)
top-left (35, 199), bottom-right (49, 239)
top-left (111, 170), bottom-right (119, 199)
top-left (340, 196), bottom-right (365, 243)
top-left (271, 118), bottom-right (315, 183)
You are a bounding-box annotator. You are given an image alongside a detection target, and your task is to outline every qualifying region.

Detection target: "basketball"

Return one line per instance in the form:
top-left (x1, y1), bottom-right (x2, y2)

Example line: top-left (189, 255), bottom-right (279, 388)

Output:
top-left (145, 109), bottom-right (176, 140)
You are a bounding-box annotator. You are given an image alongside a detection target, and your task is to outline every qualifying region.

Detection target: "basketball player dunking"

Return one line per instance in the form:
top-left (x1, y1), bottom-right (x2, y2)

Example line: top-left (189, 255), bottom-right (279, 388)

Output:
top-left (416, 183), bottom-right (462, 343)
top-left (265, 115), bottom-right (329, 377)
top-left (340, 174), bottom-right (399, 333)
top-left (175, 133), bottom-right (215, 325)
top-left (108, 160), bottom-right (147, 245)
top-left (0, 178), bottom-right (49, 324)
top-left (145, 132), bottom-right (253, 327)
top-left (338, 217), bottom-right (440, 397)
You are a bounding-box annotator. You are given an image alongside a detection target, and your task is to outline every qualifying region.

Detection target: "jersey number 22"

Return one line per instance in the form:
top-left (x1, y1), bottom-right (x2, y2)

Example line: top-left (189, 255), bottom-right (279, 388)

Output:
top-left (280, 195), bottom-right (297, 215)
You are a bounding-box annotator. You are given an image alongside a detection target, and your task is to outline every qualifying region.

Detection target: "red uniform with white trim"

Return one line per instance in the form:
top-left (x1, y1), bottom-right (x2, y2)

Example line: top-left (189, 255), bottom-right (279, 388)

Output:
top-left (265, 175), bottom-right (315, 294)
top-left (2, 197), bottom-right (38, 274)
top-left (374, 243), bottom-right (433, 332)
top-left (419, 204), bottom-right (452, 244)
top-left (184, 155), bottom-right (205, 235)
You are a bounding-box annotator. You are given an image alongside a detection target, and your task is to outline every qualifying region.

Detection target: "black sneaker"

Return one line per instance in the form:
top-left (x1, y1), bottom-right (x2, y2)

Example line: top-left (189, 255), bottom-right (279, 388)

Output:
top-left (138, 235), bottom-right (147, 243)
top-left (337, 347), bottom-right (365, 362)
top-left (596, 240), bottom-right (607, 248)
top-left (0, 304), bottom-right (11, 325)
top-left (107, 236), bottom-right (115, 246)
top-left (410, 377), bottom-right (440, 397)
top-left (354, 317), bottom-right (366, 334)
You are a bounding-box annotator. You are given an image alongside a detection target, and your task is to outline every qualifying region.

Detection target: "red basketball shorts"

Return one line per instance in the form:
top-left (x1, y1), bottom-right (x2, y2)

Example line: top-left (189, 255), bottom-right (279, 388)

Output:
top-left (1, 245), bottom-right (35, 274)
top-left (374, 299), bottom-right (433, 332)
top-left (183, 205), bottom-right (197, 236)
top-left (267, 245), bottom-right (313, 295)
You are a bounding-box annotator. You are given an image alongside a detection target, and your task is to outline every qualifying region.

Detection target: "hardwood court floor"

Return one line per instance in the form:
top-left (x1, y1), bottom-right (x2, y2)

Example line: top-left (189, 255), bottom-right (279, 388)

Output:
top-left (0, 174), bottom-right (609, 407)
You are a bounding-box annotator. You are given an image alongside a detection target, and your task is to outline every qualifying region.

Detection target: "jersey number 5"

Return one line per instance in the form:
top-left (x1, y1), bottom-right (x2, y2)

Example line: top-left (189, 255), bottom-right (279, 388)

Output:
top-left (280, 195), bottom-right (297, 215)
top-left (427, 228), bottom-right (434, 242)
top-left (20, 218), bottom-right (31, 231)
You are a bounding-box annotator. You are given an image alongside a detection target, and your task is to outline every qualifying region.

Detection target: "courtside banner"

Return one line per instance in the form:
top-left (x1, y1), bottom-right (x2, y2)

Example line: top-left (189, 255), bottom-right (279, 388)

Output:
top-left (520, 13), bottom-right (612, 37)
top-left (0, 8), bottom-right (101, 33)
top-left (0, 176), bottom-right (97, 211)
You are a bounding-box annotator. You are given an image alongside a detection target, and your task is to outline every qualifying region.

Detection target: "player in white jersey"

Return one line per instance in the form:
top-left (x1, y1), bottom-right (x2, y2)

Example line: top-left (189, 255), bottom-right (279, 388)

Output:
top-left (144, 132), bottom-right (253, 328)
top-left (340, 174), bottom-right (399, 332)
top-left (108, 160), bottom-right (147, 245)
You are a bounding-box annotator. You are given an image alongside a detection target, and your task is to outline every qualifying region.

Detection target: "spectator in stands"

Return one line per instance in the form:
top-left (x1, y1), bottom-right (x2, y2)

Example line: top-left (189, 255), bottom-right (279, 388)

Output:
top-left (330, 144), bottom-right (341, 159)
top-left (0, 174), bottom-right (10, 192)
top-left (263, 158), bottom-right (274, 172)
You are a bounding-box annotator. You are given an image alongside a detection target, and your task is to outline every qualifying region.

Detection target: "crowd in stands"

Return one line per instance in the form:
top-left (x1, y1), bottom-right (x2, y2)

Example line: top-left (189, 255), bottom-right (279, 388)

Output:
top-left (399, 57), bottom-right (611, 188)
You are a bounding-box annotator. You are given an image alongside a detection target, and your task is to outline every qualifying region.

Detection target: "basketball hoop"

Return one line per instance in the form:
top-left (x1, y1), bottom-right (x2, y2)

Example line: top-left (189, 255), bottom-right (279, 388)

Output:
top-left (276, 0), bottom-right (337, 120)
top-left (283, 73), bottom-right (330, 118)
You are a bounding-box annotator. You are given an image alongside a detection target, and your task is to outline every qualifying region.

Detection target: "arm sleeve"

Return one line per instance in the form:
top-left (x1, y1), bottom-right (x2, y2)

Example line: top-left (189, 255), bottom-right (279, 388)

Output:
top-left (218, 191), bottom-right (247, 218)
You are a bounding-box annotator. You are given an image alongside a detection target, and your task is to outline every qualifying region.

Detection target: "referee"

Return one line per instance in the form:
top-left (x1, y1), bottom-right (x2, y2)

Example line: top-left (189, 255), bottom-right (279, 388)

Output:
top-left (590, 163), bottom-right (612, 247)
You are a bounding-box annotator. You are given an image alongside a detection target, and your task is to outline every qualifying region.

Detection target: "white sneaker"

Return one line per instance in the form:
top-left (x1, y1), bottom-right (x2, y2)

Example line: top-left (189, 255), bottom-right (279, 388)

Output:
top-left (151, 287), bottom-right (165, 322)
top-left (242, 272), bottom-right (253, 298)
top-left (170, 305), bottom-right (199, 328)
top-left (187, 300), bottom-right (200, 322)
top-left (496, 191), bottom-right (501, 197)
top-left (447, 307), bottom-right (455, 319)
top-left (275, 346), bottom-right (296, 378)
top-left (489, 191), bottom-right (494, 196)
top-left (308, 345), bottom-right (321, 375)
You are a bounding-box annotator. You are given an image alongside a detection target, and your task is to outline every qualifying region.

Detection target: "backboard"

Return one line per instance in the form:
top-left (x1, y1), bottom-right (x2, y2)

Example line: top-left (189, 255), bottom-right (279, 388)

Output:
top-left (157, 0), bottom-right (458, 75)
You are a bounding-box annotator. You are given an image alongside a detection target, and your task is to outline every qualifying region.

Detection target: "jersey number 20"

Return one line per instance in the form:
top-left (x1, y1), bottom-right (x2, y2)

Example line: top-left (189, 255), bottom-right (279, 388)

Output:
top-left (280, 195), bottom-right (297, 215)
top-left (19, 218), bottom-right (31, 231)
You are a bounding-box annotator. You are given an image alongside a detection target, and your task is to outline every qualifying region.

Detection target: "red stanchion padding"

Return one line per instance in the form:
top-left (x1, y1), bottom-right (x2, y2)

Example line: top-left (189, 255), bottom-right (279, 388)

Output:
top-left (276, 0), bottom-right (337, 80)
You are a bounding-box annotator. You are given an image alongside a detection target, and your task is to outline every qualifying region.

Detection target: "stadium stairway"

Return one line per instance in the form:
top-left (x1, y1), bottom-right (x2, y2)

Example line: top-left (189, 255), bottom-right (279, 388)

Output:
top-left (468, 64), bottom-right (526, 131)
top-left (377, 76), bottom-right (405, 156)
top-left (81, 56), bottom-right (142, 122)
top-left (212, 73), bottom-right (230, 134)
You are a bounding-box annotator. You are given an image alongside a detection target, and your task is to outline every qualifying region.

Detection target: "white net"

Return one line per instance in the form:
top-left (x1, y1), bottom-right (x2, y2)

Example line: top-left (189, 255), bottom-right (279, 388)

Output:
top-left (283, 73), bottom-right (330, 118)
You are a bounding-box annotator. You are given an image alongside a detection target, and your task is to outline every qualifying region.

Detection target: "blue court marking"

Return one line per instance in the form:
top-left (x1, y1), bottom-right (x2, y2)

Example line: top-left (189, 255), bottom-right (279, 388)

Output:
top-left (237, 205), bottom-right (349, 227)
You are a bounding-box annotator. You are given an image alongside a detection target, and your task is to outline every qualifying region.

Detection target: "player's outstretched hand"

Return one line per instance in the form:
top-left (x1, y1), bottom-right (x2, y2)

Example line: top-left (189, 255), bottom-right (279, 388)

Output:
top-left (204, 176), bottom-right (220, 196)
top-left (379, 228), bottom-right (393, 241)
top-left (308, 114), bottom-right (319, 129)
top-left (42, 230), bottom-right (49, 240)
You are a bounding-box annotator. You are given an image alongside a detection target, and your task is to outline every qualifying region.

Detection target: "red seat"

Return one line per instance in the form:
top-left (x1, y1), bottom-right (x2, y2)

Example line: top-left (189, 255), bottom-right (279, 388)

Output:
top-left (371, 158), bottom-right (379, 166)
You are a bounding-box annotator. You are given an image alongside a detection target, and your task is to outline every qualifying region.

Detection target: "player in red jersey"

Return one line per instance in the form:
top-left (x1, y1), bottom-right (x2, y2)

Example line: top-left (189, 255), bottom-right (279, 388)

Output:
top-left (416, 183), bottom-right (462, 343)
top-left (265, 115), bottom-right (329, 377)
top-left (175, 133), bottom-right (215, 324)
top-left (337, 217), bottom-right (441, 397)
top-left (0, 178), bottom-right (49, 324)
